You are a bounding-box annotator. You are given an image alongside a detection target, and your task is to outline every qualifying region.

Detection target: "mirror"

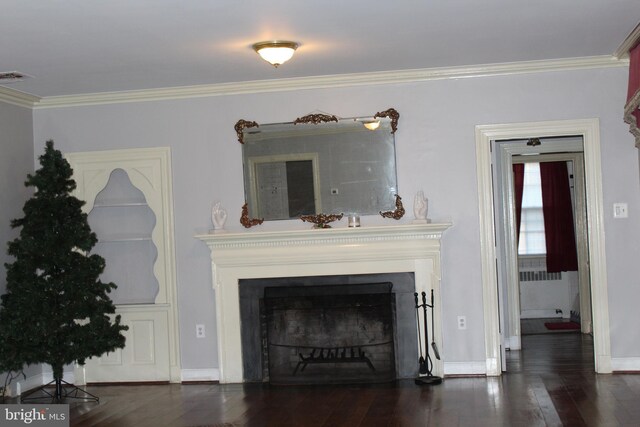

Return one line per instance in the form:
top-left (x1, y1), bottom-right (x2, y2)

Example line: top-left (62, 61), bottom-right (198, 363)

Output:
top-left (237, 109), bottom-right (400, 221)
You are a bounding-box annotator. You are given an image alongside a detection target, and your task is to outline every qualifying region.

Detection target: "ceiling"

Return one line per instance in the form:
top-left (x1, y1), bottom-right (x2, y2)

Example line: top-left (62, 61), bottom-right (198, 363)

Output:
top-left (1, 0), bottom-right (639, 98)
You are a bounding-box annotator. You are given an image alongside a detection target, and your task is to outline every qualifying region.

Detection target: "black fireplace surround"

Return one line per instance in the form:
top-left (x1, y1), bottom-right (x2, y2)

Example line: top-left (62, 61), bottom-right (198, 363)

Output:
top-left (239, 273), bottom-right (418, 384)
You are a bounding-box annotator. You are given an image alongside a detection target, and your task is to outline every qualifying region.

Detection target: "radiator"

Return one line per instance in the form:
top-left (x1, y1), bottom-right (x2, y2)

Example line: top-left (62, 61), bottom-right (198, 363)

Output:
top-left (519, 270), bottom-right (562, 282)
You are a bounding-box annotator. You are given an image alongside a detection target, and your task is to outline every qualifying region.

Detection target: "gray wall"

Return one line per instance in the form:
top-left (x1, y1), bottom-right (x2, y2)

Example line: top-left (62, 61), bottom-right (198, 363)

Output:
top-left (27, 65), bottom-right (640, 371)
top-left (0, 102), bottom-right (33, 294)
top-left (0, 101), bottom-right (38, 391)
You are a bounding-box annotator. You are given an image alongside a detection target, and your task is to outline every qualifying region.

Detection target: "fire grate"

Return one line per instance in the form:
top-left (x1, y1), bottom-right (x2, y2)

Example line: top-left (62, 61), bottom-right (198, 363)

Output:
top-left (287, 344), bottom-right (391, 375)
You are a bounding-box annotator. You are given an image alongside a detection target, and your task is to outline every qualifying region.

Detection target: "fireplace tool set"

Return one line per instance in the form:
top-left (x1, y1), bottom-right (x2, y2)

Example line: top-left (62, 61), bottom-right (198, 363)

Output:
top-left (414, 290), bottom-right (442, 385)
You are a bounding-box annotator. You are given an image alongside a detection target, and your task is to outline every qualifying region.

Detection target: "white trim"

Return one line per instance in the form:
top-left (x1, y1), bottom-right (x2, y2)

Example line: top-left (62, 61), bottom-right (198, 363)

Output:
top-left (5, 371), bottom-right (75, 397)
top-left (443, 362), bottom-right (486, 376)
top-left (611, 357), bottom-right (640, 372)
top-left (614, 23), bottom-right (640, 58)
top-left (181, 369), bottom-right (220, 382)
top-left (520, 310), bottom-right (564, 319)
top-left (43, 371), bottom-right (76, 386)
top-left (5, 373), bottom-right (45, 398)
top-left (0, 86), bottom-right (39, 108)
top-left (0, 56), bottom-right (626, 110)
top-left (475, 128), bottom-right (502, 376)
top-left (4, 367), bottom-right (221, 397)
top-left (475, 119), bottom-right (612, 375)
top-left (197, 223), bottom-right (450, 383)
top-left (506, 335), bottom-right (521, 350)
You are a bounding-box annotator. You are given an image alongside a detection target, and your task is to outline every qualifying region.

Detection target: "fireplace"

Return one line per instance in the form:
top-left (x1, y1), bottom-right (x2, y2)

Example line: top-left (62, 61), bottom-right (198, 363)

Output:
top-left (197, 223), bottom-right (451, 383)
top-left (240, 274), bottom-right (419, 383)
top-left (263, 283), bottom-right (395, 384)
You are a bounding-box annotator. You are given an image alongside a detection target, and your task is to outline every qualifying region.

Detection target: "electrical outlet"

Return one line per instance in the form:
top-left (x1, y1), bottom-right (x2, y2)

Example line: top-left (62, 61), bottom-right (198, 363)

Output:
top-left (196, 324), bottom-right (205, 338)
top-left (613, 203), bottom-right (628, 219)
top-left (457, 316), bottom-right (467, 330)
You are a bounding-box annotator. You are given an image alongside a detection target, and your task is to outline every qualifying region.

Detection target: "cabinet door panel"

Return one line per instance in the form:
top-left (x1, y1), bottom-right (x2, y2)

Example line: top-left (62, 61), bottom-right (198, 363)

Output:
top-left (84, 309), bottom-right (170, 382)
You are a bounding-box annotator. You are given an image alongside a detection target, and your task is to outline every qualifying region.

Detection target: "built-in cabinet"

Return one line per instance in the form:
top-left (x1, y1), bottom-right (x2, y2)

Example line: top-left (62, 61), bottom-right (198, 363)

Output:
top-left (66, 147), bottom-right (180, 383)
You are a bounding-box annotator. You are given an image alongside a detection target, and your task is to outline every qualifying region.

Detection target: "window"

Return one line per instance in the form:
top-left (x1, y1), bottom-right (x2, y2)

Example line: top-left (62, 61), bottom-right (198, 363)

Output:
top-left (518, 162), bottom-right (546, 255)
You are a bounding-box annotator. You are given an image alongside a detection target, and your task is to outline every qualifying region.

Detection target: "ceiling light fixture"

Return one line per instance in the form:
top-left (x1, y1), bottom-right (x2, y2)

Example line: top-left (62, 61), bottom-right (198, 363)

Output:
top-left (252, 41), bottom-right (299, 67)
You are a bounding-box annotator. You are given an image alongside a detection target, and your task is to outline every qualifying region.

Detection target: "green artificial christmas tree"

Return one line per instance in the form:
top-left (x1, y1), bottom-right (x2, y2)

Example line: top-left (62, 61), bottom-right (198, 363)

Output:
top-left (0, 140), bottom-right (127, 401)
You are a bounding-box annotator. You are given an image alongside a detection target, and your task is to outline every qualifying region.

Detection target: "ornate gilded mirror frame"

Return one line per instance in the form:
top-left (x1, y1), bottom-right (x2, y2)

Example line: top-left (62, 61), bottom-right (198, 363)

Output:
top-left (235, 108), bottom-right (403, 228)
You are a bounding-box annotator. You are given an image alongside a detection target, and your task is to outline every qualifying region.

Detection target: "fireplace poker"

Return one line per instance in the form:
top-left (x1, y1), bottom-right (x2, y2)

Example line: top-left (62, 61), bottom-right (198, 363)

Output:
top-left (414, 290), bottom-right (442, 386)
top-left (430, 289), bottom-right (441, 360)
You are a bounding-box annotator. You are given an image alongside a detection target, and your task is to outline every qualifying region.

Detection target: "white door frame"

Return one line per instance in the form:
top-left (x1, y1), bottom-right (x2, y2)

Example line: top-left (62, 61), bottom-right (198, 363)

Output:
top-left (476, 119), bottom-right (612, 375)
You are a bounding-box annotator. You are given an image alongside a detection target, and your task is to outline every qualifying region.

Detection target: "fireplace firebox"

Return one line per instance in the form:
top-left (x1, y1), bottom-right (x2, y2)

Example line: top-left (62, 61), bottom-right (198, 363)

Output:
top-left (240, 273), bottom-right (418, 384)
top-left (263, 283), bottom-right (395, 384)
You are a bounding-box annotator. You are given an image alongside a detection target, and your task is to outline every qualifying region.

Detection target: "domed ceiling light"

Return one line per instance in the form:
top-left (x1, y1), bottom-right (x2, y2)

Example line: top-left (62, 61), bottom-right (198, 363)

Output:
top-left (252, 41), bottom-right (299, 67)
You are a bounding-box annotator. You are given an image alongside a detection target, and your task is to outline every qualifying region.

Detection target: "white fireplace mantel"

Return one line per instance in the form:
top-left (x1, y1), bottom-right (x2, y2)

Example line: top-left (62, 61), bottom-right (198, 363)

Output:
top-left (196, 222), bottom-right (452, 383)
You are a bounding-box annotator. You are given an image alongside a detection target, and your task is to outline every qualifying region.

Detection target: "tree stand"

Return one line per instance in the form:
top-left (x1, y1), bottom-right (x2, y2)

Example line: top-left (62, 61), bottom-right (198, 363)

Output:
top-left (20, 378), bottom-right (98, 404)
top-left (414, 290), bottom-right (442, 386)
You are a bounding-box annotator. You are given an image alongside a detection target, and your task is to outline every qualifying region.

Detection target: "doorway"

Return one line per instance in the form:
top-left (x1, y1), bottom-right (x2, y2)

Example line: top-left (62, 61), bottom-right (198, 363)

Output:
top-left (247, 152), bottom-right (321, 220)
top-left (475, 119), bottom-right (612, 375)
top-left (493, 140), bottom-right (592, 350)
top-left (493, 141), bottom-right (593, 372)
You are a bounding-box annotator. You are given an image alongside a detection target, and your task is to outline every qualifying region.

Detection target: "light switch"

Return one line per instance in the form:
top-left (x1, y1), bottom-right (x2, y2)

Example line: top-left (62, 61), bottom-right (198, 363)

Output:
top-left (613, 203), bottom-right (628, 219)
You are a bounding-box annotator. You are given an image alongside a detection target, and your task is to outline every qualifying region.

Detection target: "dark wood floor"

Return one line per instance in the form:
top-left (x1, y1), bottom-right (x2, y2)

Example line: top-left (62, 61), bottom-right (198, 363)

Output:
top-left (59, 334), bottom-right (640, 426)
top-left (520, 317), bottom-right (580, 335)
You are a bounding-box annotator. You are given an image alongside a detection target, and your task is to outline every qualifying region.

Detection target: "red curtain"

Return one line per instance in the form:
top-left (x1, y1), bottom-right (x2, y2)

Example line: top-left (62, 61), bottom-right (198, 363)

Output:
top-left (512, 163), bottom-right (525, 241)
top-left (625, 42), bottom-right (640, 147)
top-left (539, 162), bottom-right (578, 272)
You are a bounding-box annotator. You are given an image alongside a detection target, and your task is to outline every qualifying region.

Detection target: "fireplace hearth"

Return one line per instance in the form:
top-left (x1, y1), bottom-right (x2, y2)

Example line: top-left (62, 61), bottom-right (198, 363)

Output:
top-left (262, 284), bottom-right (395, 384)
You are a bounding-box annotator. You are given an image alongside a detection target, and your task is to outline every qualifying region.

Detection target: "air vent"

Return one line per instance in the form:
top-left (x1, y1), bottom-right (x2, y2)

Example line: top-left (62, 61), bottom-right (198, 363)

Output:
top-left (0, 71), bottom-right (27, 83)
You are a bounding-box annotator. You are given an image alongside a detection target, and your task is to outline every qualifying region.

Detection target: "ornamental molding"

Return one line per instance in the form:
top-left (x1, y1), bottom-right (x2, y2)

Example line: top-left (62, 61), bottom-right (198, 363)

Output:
top-left (0, 86), bottom-right (40, 108)
top-left (0, 56), bottom-right (627, 109)
top-left (614, 23), bottom-right (640, 59)
top-left (196, 223), bottom-right (451, 251)
top-left (197, 222), bottom-right (451, 383)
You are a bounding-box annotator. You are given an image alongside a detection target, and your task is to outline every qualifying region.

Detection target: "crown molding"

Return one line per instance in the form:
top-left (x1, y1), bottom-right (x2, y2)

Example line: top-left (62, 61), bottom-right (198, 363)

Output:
top-left (0, 55), bottom-right (628, 110)
top-left (0, 86), bottom-right (40, 108)
top-left (614, 23), bottom-right (640, 59)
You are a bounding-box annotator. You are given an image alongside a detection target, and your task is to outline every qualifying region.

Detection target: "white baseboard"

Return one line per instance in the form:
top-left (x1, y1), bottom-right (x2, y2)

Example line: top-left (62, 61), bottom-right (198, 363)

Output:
top-left (521, 309), bottom-right (564, 319)
top-left (443, 361), bottom-right (486, 376)
top-left (6, 368), bottom-right (222, 395)
top-left (6, 373), bottom-right (45, 397)
top-left (181, 368), bottom-right (220, 382)
top-left (506, 335), bottom-right (521, 350)
top-left (5, 370), bottom-right (76, 397)
top-left (611, 357), bottom-right (640, 372)
top-left (5, 374), bottom-right (41, 398)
